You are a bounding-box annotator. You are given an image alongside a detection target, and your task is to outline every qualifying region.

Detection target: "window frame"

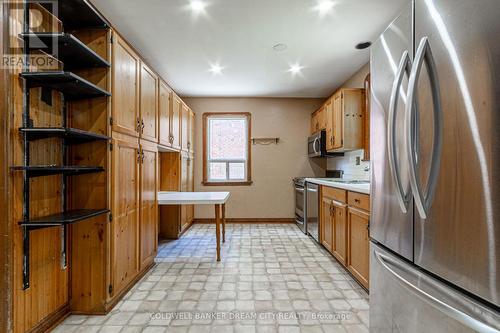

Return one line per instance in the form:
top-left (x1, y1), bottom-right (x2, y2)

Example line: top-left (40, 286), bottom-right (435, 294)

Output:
top-left (202, 112), bottom-right (252, 186)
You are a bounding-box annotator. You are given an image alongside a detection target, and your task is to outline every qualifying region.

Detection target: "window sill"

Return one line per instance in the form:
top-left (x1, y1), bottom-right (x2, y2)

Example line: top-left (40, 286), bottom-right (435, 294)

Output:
top-left (202, 181), bottom-right (253, 187)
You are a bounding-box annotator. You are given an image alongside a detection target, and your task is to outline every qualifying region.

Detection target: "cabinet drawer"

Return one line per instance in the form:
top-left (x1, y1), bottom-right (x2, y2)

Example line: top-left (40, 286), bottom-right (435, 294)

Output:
top-left (348, 191), bottom-right (370, 211)
top-left (322, 186), bottom-right (346, 203)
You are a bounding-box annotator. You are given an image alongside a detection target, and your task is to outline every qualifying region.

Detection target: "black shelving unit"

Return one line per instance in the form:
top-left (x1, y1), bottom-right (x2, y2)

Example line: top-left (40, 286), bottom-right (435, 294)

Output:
top-left (16, 0), bottom-right (111, 290)
top-left (21, 71), bottom-right (111, 99)
top-left (40, 0), bottom-right (109, 30)
top-left (20, 33), bottom-right (110, 69)
top-left (20, 127), bottom-right (109, 143)
top-left (19, 209), bottom-right (110, 229)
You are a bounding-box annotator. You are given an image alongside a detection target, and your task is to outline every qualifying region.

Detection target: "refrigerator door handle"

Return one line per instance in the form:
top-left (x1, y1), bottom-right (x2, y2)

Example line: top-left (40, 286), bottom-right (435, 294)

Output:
top-left (388, 50), bottom-right (412, 214)
top-left (375, 251), bottom-right (500, 333)
top-left (405, 37), bottom-right (443, 219)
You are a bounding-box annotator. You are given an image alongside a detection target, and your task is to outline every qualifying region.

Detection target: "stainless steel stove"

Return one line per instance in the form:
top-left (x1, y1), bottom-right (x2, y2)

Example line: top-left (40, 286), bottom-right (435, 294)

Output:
top-left (293, 177), bottom-right (306, 234)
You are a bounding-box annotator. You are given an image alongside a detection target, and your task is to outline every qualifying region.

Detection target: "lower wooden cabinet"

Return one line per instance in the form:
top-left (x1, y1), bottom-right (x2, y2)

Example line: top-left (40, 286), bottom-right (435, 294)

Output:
top-left (110, 133), bottom-right (158, 300)
top-left (111, 135), bottom-right (140, 296)
top-left (320, 186), bottom-right (370, 290)
top-left (332, 201), bottom-right (347, 266)
top-left (139, 141), bottom-right (158, 270)
top-left (347, 207), bottom-right (370, 289)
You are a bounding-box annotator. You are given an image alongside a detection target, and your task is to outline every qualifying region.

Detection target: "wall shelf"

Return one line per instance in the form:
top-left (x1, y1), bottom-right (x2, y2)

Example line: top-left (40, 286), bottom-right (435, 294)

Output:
top-left (40, 0), bottom-right (109, 30)
top-left (20, 71), bottom-right (111, 100)
top-left (20, 33), bottom-right (110, 69)
top-left (11, 165), bottom-right (105, 178)
top-left (20, 127), bottom-right (109, 143)
top-left (19, 209), bottom-right (109, 230)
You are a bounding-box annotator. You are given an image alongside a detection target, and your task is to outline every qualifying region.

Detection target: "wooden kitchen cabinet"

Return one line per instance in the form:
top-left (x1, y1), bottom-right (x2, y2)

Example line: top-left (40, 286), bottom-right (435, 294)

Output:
top-left (139, 140), bottom-right (158, 270)
top-left (332, 200), bottom-right (347, 266)
top-left (188, 110), bottom-right (195, 154)
top-left (347, 206), bottom-right (370, 289)
top-left (139, 62), bottom-right (159, 143)
top-left (170, 92), bottom-right (182, 150)
top-left (311, 106), bottom-right (326, 135)
top-left (181, 103), bottom-right (190, 152)
top-left (321, 194), bottom-right (334, 253)
top-left (111, 135), bottom-right (140, 296)
top-left (325, 99), bottom-right (334, 150)
top-left (112, 33), bottom-right (140, 138)
top-left (158, 80), bottom-right (172, 147)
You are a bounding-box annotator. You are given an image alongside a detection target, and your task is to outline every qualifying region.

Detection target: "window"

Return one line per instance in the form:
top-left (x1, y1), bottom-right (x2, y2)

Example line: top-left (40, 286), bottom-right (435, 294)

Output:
top-left (203, 113), bottom-right (252, 185)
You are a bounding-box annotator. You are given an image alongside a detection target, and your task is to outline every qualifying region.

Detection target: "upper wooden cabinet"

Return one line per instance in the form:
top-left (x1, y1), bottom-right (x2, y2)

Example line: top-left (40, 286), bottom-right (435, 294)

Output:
top-left (310, 106), bottom-right (326, 135)
top-left (158, 80), bottom-right (172, 147)
top-left (312, 88), bottom-right (365, 152)
top-left (170, 92), bottom-right (182, 150)
top-left (181, 103), bottom-right (190, 152)
top-left (139, 63), bottom-right (159, 143)
top-left (188, 110), bottom-right (195, 154)
top-left (112, 34), bottom-right (140, 137)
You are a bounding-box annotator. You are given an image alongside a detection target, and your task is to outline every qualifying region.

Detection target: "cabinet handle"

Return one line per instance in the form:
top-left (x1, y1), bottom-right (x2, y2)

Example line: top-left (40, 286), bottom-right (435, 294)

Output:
top-left (141, 119), bottom-right (145, 133)
top-left (141, 150), bottom-right (145, 163)
top-left (355, 199), bottom-right (361, 203)
top-left (136, 149), bottom-right (141, 163)
top-left (136, 118), bottom-right (141, 132)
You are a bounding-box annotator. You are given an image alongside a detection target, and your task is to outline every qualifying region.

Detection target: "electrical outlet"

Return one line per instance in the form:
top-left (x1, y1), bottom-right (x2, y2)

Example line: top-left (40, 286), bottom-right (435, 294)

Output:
top-left (355, 156), bottom-right (361, 165)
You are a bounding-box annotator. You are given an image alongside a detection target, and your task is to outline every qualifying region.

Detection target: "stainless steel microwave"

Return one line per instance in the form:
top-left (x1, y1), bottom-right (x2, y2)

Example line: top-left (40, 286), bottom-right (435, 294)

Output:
top-left (308, 130), bottom-right (342, 157)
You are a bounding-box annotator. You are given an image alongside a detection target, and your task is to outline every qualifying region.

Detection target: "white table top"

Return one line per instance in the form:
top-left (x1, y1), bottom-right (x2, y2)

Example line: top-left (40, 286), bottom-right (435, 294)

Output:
top-left (158, 191), bottom-right (230, 205)
top-left (305, 178), bottom-right (370, 195)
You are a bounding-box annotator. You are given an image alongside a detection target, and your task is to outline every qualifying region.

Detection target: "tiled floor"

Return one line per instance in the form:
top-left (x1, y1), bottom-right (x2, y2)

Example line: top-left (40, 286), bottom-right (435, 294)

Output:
top-left (54, 224), bottom-right (369, 333)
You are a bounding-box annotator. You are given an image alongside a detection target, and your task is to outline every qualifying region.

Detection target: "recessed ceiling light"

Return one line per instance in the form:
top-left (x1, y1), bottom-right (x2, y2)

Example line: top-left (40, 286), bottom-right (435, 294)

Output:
top-left (189, 0), bottom-right (206, 12)
top-left (355, 41), bottom-right (372, 50)
top-left (288, 63), bottom-right (304, 75)
top-left (273, 43), bottom-right (287, 52)
top-left (209, 63), bottom-right (223, 75)
top-left (315, 0), bottom-right (336, 15)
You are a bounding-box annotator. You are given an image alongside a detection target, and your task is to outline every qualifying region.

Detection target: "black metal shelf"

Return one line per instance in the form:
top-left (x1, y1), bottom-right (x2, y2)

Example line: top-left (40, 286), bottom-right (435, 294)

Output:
top-left (19, 209), bottom-right (109, 230)
top-left (20, 127), bottom-right (109, 143)
top-left (39, 0), bottom-right (109, 30)
top-left (20, 71), bottom-right (111, 100)
top-left (11, 165), bottom-right (105, 178)
top-left (20, 33), bottom-right (110, 70)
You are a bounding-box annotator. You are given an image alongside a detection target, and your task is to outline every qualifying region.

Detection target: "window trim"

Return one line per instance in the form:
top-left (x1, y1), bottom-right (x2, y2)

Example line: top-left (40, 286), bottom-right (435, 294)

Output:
top-left (202, 112), bottom-right (252, 186)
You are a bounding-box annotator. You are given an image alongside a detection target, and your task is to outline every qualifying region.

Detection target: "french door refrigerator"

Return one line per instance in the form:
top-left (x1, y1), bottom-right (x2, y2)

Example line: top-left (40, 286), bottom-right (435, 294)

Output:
top-left (370, 0), bottom-right (500, 331)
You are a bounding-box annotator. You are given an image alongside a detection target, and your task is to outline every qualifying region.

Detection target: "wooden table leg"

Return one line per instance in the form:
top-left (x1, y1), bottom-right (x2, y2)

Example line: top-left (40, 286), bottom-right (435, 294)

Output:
top-left (222, 203), bottom-right (226, 243)
top-left (215, 204), bottom-right (221, 261)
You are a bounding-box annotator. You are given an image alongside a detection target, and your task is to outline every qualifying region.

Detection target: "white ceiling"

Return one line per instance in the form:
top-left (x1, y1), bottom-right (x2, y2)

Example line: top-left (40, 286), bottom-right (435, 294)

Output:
top-left (90, 0), bottom-right (407, 98)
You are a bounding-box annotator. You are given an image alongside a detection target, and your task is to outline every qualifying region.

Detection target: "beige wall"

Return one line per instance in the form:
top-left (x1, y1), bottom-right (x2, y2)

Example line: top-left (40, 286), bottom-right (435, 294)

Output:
top-left (183, 97), bottom-right (325, 219)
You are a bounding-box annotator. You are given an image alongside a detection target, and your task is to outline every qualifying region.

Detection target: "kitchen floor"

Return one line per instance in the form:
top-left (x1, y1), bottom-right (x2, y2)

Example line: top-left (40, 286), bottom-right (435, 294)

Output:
top-left (53, 224), bottom-right (369, 333)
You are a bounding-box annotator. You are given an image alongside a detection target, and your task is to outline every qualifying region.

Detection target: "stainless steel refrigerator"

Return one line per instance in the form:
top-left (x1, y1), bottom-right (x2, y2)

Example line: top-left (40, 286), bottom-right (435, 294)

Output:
top-left (370, 0), bottom-right (500, 331)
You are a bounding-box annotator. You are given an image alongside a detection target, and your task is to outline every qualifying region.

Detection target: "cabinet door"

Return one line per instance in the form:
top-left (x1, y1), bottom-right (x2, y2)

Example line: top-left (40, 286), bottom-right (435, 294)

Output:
top-left (139, 142), bottom-right (158, 270)
top-left (111, 136), bottom-right (139, 296)
top-left (321, 197), bottom-right (333, 253)
top-left (318, 106), bottom-right (327, 131)
top-left (181, 104), bottom-right (189, 152)
top-left (158, 80), bottom-right (171, 146)
top-left (311, 111), bottom-right (318, 134)
top-left (188, 110), bottom-right (195, 154)
top-left (332, 91), bottom-right (343, 150)
top-left (180, 153), bottom-right (188, 192)
top-left (325, 100), bottom-right (334, 150)
top-left (332, 202), bottom-right (347, 266)
top-left (112, 34), bottom-right (140, 137)
top-left (348, 207), bottom-right (370, 289)
top-left (170, 92), bottom-right (182, 150)
top-left (140, 63), bottom-right (159, 142)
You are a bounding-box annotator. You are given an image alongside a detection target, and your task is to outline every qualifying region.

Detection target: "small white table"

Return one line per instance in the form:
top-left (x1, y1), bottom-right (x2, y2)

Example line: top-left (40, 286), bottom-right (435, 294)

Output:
top-left (157, 191), bottom-right (230, 261)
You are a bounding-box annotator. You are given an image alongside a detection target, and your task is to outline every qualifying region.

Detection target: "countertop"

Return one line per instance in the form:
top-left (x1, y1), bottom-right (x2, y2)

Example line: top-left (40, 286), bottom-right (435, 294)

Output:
top-left (305, 178), bottom-right (370, 195)
top-left (157, 191), bottom-right (230, 205)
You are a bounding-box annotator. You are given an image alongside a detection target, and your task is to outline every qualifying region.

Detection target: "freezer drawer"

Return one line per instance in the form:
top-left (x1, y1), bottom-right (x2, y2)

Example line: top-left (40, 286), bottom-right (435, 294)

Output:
top-left (370, 242), bottom-right (500, 333)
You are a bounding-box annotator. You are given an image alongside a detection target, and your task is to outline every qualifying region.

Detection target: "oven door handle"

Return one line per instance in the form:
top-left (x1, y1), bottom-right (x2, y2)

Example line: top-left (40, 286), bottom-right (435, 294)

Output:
top-left (295, 187), bottom-right (305, 193)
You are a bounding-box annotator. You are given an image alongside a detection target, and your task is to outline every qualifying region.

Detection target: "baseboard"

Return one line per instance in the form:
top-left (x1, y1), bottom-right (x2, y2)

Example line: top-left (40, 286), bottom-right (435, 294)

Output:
top-left (193, 218), bottom-right (294, 224)
top-left (26, 303), bottom-right (70, 333)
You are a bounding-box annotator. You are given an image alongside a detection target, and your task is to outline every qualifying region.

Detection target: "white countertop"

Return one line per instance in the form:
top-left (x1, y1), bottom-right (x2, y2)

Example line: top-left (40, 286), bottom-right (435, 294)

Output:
top-left (158, 191), bottom-right (230, 205)
top-left (305, 178), bottom-right (371, 195)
